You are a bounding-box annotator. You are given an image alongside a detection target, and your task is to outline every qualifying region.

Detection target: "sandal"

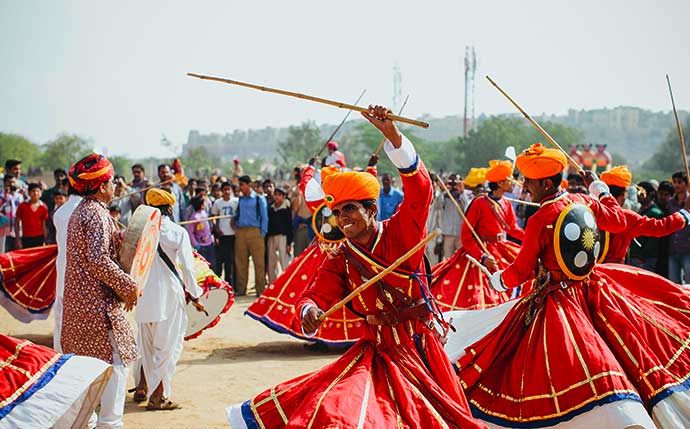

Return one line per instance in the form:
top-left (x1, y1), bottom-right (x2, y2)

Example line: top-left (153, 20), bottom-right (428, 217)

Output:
top-left (146, 399), bottom-right (181, 411)
top-left (128, 387), bottom-right (147, 403)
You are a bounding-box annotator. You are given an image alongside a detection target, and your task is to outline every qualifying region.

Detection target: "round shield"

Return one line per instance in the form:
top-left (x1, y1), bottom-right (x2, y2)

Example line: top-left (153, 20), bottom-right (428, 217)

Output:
top-left (596, 231), bottom-right (610, 264)
top-left (120, 205), bottom-right (161, 288)
top-left (553, 203), bottom-right (602, 280)
top-left (311, 203), bottom-right (344, 243)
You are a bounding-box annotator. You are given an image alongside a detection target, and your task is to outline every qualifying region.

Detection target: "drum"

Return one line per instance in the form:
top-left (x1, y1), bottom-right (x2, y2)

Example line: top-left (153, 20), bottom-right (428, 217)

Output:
top-left (184, 251), bottom-right (234, 340)
top-left (119, 205), bottom-right (161, 288)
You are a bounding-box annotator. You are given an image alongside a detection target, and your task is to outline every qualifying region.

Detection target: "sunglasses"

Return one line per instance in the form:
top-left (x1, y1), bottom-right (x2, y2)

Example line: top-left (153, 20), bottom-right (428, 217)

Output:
top-left (331, 203), bottom-right (361, 218)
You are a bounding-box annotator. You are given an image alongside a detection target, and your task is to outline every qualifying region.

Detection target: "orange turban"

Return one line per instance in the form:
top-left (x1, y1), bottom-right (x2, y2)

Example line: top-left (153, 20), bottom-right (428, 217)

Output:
top-left (463, 168), bottom-right (487, 188)
top-left (515, 143), bottom-right (567, 179)
top-left (600, 165), bottom-right (632, 188)
top-left (486, 160), bottom-right (513, 183)
top-left (321, 166), bottom-right (380, 209)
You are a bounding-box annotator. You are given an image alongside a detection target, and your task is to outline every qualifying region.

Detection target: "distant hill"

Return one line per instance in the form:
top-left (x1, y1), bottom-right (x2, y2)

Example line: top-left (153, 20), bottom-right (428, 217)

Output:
top-left (184, 106), bottom-right (689, 167)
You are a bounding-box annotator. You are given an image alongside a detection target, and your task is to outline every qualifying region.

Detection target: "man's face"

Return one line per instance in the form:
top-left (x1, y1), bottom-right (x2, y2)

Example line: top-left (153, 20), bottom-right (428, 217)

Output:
top-left (54, 195), bottom-right (66, 208)
top-left (100, 178), bottom-right (115, 202)
top-left (222, 186), bottom-right (232, 199)
top-left (4, 178), bottom-right (16, 193)
top-left (29, 187), bottom-right (41, 202)
top-left (331, 200), bottom-right (375, 240)
top-left (212, 188), bottom-right (222, 199)
top-left (524, 177), bottom-right (549, 202)
top-left (239, 182), bottom-right (251, 196)
top-left (382, 175), bottom-right (392, 192)
top-left (498, 179), bottom-right (512, 192)
top-left (54, 171), bottom-right (66, 183)
top-left (158, 166), bottom-right (172, 182)
top-left (672, 178), bottom-right (688, 194)
top-left (658, 190), bottom-right (673, 207)
top-left (263, 182), bottom-right (275, 196)
top-left (9, 164), bottom-right (21, 178)
top-left (132, 167), bottom-right (145, 181)
top-left (273, 192), bottom-right (285, 206)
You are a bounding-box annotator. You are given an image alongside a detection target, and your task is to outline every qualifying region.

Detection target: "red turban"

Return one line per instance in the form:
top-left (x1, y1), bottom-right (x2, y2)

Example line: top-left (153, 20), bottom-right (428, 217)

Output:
top-left (515, 143), bottom-right (567, 179)
top-left (68, 154), bottom-right (114, 195)
top-left (327, 141), bottom-right (339, 150)
top-left (321, 166), bottom-right (380, 209)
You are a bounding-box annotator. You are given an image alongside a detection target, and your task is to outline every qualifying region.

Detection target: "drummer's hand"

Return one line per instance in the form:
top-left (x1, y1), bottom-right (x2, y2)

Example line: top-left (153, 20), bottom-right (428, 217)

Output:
top-left (192, 300), bottom-right (208, 316)
top-left (483, 255), bottom-right (499, 273)
top-left (123, 288), bottom-right (138, 311)
top-left (302, 306), bottom-right (324, 335)
top-left (361, 105), bottom-right (402, 148)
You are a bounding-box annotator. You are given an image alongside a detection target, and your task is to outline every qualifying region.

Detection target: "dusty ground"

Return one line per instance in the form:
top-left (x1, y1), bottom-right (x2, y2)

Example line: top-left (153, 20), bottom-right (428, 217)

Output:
top-left (3, 291), bottom-right (344, 428)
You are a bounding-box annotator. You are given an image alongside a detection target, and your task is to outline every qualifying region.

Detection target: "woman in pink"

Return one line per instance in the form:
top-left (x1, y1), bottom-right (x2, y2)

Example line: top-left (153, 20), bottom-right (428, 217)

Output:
top-left (185, 195), bottom-right (215, 267)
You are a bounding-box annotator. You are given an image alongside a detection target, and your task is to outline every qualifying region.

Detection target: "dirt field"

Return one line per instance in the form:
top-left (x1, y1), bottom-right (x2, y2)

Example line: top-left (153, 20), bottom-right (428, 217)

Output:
top-left (3, 293), bottom-right (342, 428)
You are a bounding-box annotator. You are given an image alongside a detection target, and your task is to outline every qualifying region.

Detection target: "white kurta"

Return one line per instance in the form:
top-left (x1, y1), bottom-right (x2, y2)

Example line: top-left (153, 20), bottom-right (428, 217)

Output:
top-left (135, 216), bottom-right (202, 399)
top-left (52, 195), bottom-right (82, 353)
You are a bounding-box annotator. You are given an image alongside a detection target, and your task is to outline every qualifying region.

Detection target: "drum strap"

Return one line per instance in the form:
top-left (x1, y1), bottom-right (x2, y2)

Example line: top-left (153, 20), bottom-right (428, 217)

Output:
top-left (157, 245), bottom-right (186, 293)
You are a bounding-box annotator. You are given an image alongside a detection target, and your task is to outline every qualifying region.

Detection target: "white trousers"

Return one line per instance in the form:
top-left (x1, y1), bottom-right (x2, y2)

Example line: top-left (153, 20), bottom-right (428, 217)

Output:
top-left (135, 307), bottom-right (186, 400)
top-left (53, 294), bottom-right (63, 353)
top-left (89, 332), bottom-right (129, 429)
top-left (267, 234), bottom-right (289, 284)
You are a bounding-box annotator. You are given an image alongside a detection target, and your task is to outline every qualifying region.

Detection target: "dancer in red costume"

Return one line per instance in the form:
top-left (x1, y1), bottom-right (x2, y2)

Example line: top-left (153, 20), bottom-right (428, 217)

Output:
top-left (0, 245), bottom-right (57, 323)
top-left (245, 159), bottom-right (368, 346)
top-left (227, 105), bottom-right (485, 429)
top-left (0, 334), bottom-right (112, 428)
top-left (597, 165), bottom-right (690, 264)
top-left (432, 160), bottom-right (523, 311)
top-left (456, 144), bottom-right (690, 428)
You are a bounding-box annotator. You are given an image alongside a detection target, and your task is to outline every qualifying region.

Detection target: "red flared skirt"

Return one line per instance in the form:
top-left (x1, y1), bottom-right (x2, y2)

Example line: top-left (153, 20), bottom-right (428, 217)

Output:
top-left (245, 243), bottom-right (367, 345)
top-left (228, 319), bottom-right (486, 429)
top-left (431, 241), bottom-right (517, 311)
top-left (0, 245), bottom-right (57, 322)
top-left (457, 263), bottom-right (690, 427)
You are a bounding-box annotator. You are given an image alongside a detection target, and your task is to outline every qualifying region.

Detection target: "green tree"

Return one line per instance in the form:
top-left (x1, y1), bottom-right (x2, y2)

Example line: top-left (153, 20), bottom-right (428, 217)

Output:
top-left (0, 133), bottom-right (42, 170)
top-left (109, 155), bottom-right (133, 179)
top-left (182, 146), bottom-right (214, 178)
top-left (277, 121), bottom-right (322, 169)
top-left (41, 134), bottom-right (94, 171)
top-left (640, 120), bottom-right (690, 176)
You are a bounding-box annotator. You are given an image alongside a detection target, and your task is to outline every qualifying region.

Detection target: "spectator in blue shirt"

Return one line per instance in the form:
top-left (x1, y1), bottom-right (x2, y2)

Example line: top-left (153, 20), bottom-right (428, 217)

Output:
top-left (377, 173), bottom-right (404, 221)
top-left (233, 175), bottom-right (269, 296)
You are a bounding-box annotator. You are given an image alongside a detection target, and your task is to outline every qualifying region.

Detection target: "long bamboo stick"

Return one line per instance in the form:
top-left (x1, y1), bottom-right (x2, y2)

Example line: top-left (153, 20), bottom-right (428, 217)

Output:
top-left (318, 229), bottom-right (440, 321)
top-left (178, 214), bottom-right (233, 225)
top-left (111, 178), bottom-right (173, 203)
top-left (316, 89), bottom-right (367, 157)
top-left (436, 178), bottom-right (490, 256)
top-left (485, 76), bottom-right (585, 176)
top-left (666, 75), bottom-right (690, 181)
top-left (373, 95), bottom-right (411, 156)
top-left (187, 73), bottom-right (429, 129)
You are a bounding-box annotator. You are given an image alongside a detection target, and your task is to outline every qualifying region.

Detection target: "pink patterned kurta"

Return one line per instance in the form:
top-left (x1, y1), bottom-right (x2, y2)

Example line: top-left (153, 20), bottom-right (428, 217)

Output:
top-left (61, 198), bottom-right (139, 365)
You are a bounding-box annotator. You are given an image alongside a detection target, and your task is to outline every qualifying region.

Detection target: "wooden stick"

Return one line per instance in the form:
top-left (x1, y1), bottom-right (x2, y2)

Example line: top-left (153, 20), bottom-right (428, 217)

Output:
top-left (318, 228), bottom-right (440, 321)
top-left (111, 178), bottom-right (174, 202)
top-left (178, 214), bottom-right (233, 225)
top-left (316, 89), bottom-right (367, 157)
top-left (504, 196), bottom-right (539, 207)
top-left (486, 76), bottom-right (585, 175)
top-left (436, 178), bottom-right (490, 256)
top-left (187, 73), bottom-right (429, 129)
top-left (374, 95), bottom-right (411, 156)
top-left (666, 75), bottom-right (690, 181)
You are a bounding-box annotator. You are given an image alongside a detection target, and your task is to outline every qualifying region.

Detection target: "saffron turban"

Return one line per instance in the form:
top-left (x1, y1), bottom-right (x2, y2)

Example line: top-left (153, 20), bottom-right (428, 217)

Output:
top-left (463, 168), bottom-right (488, 188)
top-left (486, 160), bottom-right (514, 183)
top-left (515, 143), bottom-right (568, 179)
top-left (321, 166), bottom-right (380, 209)
top-left (600, 165), bottom-right (632, 188)
top-left (68, 154), bottom-right (114, 195)
top-left (145, 187), bottom-right (177, 207)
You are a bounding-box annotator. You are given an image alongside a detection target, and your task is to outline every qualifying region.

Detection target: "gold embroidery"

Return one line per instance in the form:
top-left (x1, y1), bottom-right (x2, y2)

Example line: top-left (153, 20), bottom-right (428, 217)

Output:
top-left (556, 298), bottom-right (597, 396)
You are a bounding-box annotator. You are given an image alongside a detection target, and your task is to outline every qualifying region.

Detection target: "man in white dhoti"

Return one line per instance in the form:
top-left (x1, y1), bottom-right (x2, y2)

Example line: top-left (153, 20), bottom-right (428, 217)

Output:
top-left (52, 188), bottom-right (82, 353)
top-left (133, 188), bottom-right (204, 410)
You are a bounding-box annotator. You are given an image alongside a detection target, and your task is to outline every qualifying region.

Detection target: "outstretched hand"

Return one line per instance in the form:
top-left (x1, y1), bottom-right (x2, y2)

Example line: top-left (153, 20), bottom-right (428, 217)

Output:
top-left (361, 105), bottom-right (402, 148)
top-left (302, 306), bottom-right (324, 335)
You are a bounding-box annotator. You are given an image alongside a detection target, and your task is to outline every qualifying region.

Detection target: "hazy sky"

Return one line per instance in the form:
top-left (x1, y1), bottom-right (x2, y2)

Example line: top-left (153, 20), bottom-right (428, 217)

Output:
top-left (1, 0), bottom-right (688, 158)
